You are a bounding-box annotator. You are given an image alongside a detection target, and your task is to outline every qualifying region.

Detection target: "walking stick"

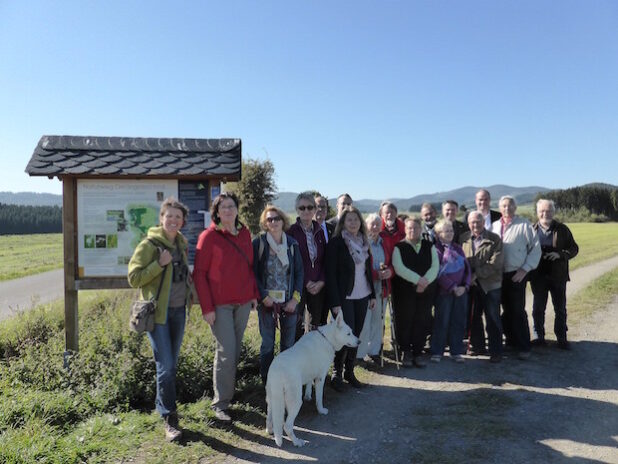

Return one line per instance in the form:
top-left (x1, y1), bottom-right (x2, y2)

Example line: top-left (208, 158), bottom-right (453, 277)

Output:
top-left (387, 294), bottom-right (401, 370)
top-left (466, 289), bottom-right (475, 354)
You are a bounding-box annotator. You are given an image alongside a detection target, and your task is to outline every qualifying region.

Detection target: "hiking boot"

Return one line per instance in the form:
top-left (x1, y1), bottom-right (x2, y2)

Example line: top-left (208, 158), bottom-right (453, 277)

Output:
top-left (531, 338), bottom-right (547, 347)
top-left (430, 355), bottom-right (441, 363)
top-left (453, 354), bottom-right (465, 363)
top-left (213, 408), bottom-right (231, 422)
top-left (330, 375), bottom-right (345, 392)
top-left (469, 347), bottom-right (487, 356)
top-left (413, 356), bottom-right (427, 368)
top-left (401, 351), bottom-right (414, 368)
top-left (164, 414), bottom-right (182, 442)
top-left (344, 370), bottom-right (364, 388)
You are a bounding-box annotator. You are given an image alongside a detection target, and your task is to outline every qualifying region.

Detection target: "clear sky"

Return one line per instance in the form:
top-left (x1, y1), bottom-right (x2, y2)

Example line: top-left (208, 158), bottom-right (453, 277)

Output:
top-left (1, 1), bottom-right (617, 200)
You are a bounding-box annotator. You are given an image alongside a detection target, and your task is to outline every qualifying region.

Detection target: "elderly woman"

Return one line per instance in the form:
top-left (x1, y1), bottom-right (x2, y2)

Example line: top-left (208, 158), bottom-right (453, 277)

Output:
top-left (356, 213), bottom-right (394, 363)
top-left (430, 220), bottom-right (472, 363)
top-left (287, 192), bottom-right (327, 337)
top-left (193, 193), bottom-right (259, 422)
top-left (391, 216), bottom-right (439, 367)
top-left (326, 206), bottom-right (376, 390)
top-left (253, 205), bottom-right (304, 384)
top-left (128, 197), bottom-right (193, 441)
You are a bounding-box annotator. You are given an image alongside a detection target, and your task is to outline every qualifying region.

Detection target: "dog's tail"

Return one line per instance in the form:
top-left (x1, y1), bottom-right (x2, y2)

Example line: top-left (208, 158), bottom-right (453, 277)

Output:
top-left (266, 367), bottom-right (286, 447)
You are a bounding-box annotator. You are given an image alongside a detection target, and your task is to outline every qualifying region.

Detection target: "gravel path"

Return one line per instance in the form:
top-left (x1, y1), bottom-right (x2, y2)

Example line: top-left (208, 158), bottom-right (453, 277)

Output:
top-left (0, 268), bottom-right (63, 321)
top-left (213, 257), bottom-right (618, 464)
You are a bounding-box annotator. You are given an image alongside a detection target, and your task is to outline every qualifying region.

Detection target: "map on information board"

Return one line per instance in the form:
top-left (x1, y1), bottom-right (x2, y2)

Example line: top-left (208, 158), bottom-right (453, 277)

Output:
top-left (77, 179), bottom-right (178, 277)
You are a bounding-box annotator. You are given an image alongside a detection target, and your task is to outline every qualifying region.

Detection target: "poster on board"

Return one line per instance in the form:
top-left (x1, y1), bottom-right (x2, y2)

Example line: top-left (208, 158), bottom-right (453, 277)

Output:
top-left (77, 179), bottom-right (178, 277)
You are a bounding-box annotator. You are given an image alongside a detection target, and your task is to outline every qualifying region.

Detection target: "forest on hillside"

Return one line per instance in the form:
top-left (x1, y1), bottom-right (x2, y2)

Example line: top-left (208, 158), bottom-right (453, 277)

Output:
top-left (0, 203), bottom-right (62, 234)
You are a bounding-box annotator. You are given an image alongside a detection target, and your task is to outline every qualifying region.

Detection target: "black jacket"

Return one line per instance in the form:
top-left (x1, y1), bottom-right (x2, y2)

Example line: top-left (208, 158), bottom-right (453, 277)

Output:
top-left (325, 235), bottom-right (375, 308)
top-left (530, 220), bottom-right (579, 282)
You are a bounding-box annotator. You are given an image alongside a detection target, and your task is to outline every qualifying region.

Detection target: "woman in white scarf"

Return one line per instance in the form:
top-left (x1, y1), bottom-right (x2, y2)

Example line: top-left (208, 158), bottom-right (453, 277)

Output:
top-left (253, 206), bottom-right (304, 384)
top-left (326, 206), bottom-right (376, 391)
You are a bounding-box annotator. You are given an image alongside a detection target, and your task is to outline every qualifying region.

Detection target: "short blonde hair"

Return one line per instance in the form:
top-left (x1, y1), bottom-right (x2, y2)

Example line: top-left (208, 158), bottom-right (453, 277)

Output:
top-left (434, 219), bottom-right (453, 234)
top-left (259, 205), bottom-right (290, 231)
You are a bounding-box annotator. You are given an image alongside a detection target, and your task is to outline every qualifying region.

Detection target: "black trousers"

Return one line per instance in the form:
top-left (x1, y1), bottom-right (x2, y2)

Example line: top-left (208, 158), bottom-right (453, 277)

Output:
top-left (501, 272), bottom-right (531, 352)
top-left (296, 286), bottom-right (328, 341)
top-left (531, 275), bottom-right (568, 341)
top-left (333, 296), bottom-right (369, 375)
top-left (394, 289), bottom-right (434, 356)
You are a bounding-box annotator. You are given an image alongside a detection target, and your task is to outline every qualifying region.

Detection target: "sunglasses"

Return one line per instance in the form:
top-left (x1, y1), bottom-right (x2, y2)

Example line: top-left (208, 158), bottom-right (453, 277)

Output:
top-left (266, 216), bottom-right (282, 223)
top-left (297, 205), bottom-right (315, 211)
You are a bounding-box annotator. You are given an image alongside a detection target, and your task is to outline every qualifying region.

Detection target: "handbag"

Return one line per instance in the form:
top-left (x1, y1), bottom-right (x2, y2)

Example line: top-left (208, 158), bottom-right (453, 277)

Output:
top-left (129, 241), bottom-right (168, 333)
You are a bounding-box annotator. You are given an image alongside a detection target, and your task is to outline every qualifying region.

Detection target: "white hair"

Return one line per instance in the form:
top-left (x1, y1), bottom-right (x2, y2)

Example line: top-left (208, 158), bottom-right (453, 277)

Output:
top-left (536, 198), bottom-right (555, 212)
top-left (365, 213), bottom-right (381, 225)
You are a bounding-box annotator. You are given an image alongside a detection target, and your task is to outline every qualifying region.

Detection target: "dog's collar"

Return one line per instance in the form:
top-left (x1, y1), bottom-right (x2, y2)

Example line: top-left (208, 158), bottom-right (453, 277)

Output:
top-left (316, 327), bottom-right (336, 352)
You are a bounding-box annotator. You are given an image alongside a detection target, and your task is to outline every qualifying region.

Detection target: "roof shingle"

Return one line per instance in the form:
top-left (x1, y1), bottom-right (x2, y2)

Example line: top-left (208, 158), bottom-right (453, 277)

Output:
top-left (26, 135), bottom-right (242, 180)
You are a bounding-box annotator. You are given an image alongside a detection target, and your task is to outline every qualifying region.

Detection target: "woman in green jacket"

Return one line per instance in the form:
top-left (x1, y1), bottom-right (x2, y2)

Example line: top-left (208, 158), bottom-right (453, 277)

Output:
top-left (128, 197), bottom-right (193, 442)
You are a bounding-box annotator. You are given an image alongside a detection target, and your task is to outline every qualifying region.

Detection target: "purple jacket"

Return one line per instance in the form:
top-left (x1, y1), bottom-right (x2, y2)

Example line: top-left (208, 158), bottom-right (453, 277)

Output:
top-left (434, 240), bottom-right (472, 295)
top-left (287, 218), bottom-right (327, 285)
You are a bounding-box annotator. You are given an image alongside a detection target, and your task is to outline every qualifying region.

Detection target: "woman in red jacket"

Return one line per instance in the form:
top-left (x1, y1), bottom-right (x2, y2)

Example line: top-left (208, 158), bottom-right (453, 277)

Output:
top-left (193, 192), bottom-right (259, 422)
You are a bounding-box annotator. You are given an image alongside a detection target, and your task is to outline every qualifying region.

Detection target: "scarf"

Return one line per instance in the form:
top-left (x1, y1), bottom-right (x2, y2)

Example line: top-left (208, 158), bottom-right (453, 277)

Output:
top-left (342, 229), bottom-right (369, 265)
top-left (266, 232), bottom-right (289, 267)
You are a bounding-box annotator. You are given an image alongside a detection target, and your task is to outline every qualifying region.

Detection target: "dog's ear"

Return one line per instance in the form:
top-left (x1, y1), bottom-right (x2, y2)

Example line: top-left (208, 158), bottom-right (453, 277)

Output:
top-left (335, 310), bottom-right (344, 327)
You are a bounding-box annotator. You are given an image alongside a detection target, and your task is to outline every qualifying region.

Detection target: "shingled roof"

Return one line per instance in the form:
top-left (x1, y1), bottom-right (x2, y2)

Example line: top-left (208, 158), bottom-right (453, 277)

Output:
top-left (25, 135), bottom-right (241, 180)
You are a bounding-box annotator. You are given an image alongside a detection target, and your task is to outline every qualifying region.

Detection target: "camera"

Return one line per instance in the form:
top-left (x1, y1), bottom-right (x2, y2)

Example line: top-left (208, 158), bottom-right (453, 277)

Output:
top-left (172, 261), bottom-right (188, 283)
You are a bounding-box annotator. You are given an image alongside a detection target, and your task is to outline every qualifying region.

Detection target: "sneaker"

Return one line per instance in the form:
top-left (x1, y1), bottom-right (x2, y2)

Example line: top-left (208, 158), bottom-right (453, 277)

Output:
top-left (469, 348), bottom-right (487, 356)
top-left (518, 351), bottom-right (531, 360)
top-left (164, 414), bottom-right (182, 441)
top-left (490, 354), bottom-right (502, 363)
top-left (453, 354), bottom-right (465, 363)
top-left (344, 371), bottom-right (363, 388)
top-left (213, 408), bottom-right (231, 422)
top-left (430, 355), bottom-right (441, 363)
top-left (413, 356), bottom-right (427, 368)
top-left (531, 338), bottom-right (547, 347)
top-left (557, 340), bottom-right (571, 350)
top-left (330, 375), bottom-right (345, 392)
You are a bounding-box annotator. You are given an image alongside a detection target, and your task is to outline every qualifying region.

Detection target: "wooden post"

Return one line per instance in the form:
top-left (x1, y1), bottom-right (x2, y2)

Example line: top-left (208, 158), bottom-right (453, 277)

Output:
top-left (62, 177), bottom-right (79, 352)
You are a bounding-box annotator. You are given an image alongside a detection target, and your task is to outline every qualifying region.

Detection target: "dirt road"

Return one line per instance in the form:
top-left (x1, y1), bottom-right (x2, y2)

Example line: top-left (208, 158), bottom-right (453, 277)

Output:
top-left (0, 268), bottom-right (63, 321)
top-left (212, 257), bottom-right (618, 464)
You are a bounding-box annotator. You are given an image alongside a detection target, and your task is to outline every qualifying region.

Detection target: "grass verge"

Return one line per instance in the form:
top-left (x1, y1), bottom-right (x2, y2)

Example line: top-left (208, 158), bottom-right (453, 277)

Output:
top-left (0, 234), bottom-right (62, 281)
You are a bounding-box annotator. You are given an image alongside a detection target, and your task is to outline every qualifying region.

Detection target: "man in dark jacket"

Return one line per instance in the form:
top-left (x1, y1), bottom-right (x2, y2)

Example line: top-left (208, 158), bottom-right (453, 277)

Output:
top-left (530, 199), bottom-right (579, 349)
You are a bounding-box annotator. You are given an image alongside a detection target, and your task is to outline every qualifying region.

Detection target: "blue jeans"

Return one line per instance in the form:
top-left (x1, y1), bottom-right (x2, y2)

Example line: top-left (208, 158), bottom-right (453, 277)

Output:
top-left (147, 306), bottom-right (186, 417)
top-left (469, 286), bottom-right (503, 355)
top-left (258, 306), bottom-right (298, 382)
top-left (431, 292), bottom-right (467, 356)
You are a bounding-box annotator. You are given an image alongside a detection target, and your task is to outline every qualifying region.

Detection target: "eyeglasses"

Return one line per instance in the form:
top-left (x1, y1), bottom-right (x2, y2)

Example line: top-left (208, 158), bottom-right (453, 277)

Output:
top-left (297, 205), bottom-right (315, 211)
top-left (266, 216), bottom-right (282, 223)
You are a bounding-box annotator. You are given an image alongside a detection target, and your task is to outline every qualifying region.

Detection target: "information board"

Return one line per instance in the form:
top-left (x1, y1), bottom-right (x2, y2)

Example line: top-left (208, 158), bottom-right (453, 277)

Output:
top-left (77, 179), bottom-right (178, 277)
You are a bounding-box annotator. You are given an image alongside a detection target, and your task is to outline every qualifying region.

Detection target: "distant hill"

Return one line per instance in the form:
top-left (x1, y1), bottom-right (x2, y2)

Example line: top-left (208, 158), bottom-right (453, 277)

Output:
top-left (274, 185), bottom-right (550, 213)
top-left (0, 191), bottom-right (62, 206)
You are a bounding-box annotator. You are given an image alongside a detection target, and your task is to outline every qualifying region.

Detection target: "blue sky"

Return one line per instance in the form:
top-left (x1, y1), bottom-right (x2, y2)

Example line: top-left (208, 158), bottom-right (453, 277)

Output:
top-left (1, 1), bottom-right (617, 200)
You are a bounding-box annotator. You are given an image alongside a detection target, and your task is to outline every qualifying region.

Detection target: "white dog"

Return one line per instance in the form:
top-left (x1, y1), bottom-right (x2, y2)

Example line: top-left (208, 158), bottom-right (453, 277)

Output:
top-left (265, 311), bottom-right (360, 447)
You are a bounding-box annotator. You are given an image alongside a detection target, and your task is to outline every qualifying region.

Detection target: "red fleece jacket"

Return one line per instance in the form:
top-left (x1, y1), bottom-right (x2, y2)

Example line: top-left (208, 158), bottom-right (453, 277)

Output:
top-left (193, 222), bottom-right (259, 315)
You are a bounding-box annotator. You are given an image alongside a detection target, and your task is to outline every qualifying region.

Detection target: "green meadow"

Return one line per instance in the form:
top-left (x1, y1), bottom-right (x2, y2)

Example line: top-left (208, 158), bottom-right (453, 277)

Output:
top-left (0, 234), bottom-right (63, 281)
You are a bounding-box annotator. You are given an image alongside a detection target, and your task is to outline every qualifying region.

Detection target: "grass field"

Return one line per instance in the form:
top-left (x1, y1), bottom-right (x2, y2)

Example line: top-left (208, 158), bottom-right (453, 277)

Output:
top-left (0, 234), bottom-right (63, 281)
top-left (566, 222), bottom-right (618, 270)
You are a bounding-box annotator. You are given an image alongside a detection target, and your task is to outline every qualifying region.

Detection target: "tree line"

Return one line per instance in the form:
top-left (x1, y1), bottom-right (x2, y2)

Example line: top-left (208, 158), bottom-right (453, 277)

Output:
top-left (535, 185), bottom-right (618, 221)
top-left (0, 203), bottom-right (62, 234)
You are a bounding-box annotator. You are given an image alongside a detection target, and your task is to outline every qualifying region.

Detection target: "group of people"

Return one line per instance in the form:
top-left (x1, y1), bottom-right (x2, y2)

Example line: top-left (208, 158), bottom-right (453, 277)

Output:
top-left (128, 188), bottom-right (579, 441)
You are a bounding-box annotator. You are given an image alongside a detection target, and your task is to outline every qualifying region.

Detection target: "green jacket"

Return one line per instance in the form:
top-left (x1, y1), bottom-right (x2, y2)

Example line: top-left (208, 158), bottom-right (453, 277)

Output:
top-left (128, 226), bottom-right (192, 325)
